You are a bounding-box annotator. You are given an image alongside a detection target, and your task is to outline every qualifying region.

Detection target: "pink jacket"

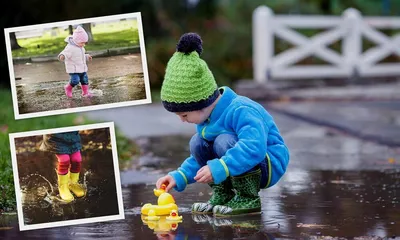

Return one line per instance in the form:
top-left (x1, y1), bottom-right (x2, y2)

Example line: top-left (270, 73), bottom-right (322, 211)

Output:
top-left (58, 36), bottom-right (90, 73)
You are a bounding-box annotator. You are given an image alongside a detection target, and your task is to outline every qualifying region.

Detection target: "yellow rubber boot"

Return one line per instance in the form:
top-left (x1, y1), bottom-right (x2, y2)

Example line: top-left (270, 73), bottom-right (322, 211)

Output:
top-left (69, 172), bottom-right (86, 197)
top-left (57, 173), bottom-right (74, 202)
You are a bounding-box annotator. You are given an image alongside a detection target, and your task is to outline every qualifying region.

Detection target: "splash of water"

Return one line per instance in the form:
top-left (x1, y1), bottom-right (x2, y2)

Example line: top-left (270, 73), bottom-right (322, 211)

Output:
top-left (21, 170), bottom-right (91, 206)
top-left (83, 170), bottom-right (92, 189)
top-left (88, 89), bottom-right (103, 96)
top-left (22, 173), bottom-right (54, 194)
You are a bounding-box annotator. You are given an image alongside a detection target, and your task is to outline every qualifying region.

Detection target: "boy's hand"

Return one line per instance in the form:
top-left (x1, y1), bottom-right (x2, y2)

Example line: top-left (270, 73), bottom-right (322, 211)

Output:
top-left (59, 55), bottom-right (65, 61)
top-left (194, 165), bottom-right (213, 183)
top-left (88, 55), bottom-right (92, 61)
top-left (156, 175), bottom-right (176, 192)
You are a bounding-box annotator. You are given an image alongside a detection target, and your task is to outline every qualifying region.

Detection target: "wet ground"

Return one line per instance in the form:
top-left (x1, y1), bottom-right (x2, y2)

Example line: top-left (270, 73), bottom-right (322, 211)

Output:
top-left (8, 129), bottom-right (120, 227)
top-left (13, 54), bottom-right (147, 114)
top-left (1, 98), bottom-right (400, 239)
top-left (13, 54), bottom-right (144, 84)
top-left (16, 73), bottom-right (146, 114)
top-left (2, 131), bottom-right (399, 239)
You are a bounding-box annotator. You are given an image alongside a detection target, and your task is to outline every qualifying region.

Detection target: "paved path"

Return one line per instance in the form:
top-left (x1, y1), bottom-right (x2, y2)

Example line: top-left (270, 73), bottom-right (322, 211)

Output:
top-left (13, 54), bottom-right (143, 84)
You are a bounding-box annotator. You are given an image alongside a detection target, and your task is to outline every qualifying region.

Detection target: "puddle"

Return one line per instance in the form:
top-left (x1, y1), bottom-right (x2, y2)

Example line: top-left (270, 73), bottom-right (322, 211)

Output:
top-left (17, 73), bottom-right (146, 114)
top-left (8, 133), bottom-right (120, 226)
top-left (1, 135), bottom-right (399, 239)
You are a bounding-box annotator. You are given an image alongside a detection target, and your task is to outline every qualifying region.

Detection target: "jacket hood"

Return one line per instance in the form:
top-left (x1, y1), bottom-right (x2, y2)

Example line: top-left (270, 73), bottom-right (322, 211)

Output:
top-left (64, 36), bottom-right (77, 46)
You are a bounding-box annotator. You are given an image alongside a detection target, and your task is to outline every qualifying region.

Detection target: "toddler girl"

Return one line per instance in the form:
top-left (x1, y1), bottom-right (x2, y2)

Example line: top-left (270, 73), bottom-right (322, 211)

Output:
top-left (59, 26), bottom-right (93, 98)
top-left (40, 131), bottom-right (85, 202)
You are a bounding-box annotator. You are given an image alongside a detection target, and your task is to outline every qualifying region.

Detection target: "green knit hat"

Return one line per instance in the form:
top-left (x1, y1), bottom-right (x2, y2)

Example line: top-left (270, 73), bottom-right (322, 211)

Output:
top-left (161, 33), bottom-right (219, 112)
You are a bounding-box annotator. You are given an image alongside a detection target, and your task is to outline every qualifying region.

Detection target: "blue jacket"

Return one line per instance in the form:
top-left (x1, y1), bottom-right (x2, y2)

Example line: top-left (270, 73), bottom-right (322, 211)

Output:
top-left (169, 86), bottom-right (289, 192)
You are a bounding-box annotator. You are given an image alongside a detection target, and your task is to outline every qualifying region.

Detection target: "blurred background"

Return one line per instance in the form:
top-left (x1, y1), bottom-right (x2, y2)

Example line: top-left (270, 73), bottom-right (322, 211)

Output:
top-left (12, 19), bottom-right (139, 58)
top-left (1, 1), bottom-right (400, 239)
top-left (2, 0), bottom-right (400, 90)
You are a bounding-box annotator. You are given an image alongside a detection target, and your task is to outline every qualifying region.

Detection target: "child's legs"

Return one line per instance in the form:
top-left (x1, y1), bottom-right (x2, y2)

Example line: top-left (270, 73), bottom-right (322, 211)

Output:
top-left (79, 72), bottom-right (89, 86)
top-left (56, 154), bottom-right (70, 175)
top-left (69, 73), bottom-right (80, 87)
top-left (213, 134), bottom-right (259, 174)
top-left (189, 133), bottom-right (216, 166)
top-left (70, 151), bottom-right (82, 173)
top-left (212, 134), bottom-right (238, 158)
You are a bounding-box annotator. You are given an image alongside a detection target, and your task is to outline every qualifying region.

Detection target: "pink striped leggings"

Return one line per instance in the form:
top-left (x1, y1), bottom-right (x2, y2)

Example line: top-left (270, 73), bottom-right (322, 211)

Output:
top-left (56, 151), bottom-right (82, 175)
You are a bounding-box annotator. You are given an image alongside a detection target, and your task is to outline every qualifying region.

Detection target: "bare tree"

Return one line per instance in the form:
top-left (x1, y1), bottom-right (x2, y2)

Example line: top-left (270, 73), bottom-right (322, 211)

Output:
top-left (10, 32), bottom-right (22, 50)
top-left (82, 23), bottom-right (94, 42)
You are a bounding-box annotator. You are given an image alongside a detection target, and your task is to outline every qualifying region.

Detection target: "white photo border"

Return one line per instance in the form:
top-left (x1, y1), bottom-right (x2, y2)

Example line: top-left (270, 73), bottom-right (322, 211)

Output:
top-left (4, 12), bottom-right (152, 120)
top-left (9, 122), bottom-right (125, 231)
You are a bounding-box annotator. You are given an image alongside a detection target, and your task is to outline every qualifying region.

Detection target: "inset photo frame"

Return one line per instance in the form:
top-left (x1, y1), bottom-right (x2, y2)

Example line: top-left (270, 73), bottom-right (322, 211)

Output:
top-left (9, 122), bottom-right (124, 231)
top-left (5, 12), bottom-right (151, 120)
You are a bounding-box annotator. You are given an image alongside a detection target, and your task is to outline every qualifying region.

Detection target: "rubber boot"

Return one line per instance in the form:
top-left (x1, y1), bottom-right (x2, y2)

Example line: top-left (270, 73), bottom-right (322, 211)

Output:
top-left (191, 178), bottom-right (234, 214)
top-left (58, 173), bottom-right (74, 202)
top-left (64, 84), bottom-right (73, 98)
top-left (81, 85), bottom-right (92, 97)
top-left (69, 172), bottom-right (86, 197)
top-left (213, 169), bottom-right (262, 217)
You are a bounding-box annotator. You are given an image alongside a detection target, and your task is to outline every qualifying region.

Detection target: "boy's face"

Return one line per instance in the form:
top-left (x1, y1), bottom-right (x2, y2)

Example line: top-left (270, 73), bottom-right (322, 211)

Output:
top-left (175, 110), bottom-right (209, 124)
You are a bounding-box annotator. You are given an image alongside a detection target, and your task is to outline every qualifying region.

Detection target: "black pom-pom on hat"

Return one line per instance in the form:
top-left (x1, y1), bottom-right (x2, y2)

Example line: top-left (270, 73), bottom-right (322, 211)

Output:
top-left (176, 32), bottom-right (203, 55)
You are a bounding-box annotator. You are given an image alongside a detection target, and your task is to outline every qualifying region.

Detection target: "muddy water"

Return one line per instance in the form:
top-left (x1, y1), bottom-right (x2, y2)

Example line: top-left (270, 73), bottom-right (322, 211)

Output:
top-left (10, 134), bottom-right (120, 226)
top-left (17, 73), bottom-right (146, 114)
top-left (1, 135), bottom-right (399, 239)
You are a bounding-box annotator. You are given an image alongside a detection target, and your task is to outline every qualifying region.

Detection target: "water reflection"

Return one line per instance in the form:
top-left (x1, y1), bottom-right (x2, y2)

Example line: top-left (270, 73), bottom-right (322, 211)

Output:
top-left (17, 73), bottom-right (146, 114)
top-left (1, 134), bottom-right (399, 239)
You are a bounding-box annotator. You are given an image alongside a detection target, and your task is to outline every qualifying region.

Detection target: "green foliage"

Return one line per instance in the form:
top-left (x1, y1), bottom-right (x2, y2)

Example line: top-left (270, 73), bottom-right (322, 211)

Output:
top-left (12, 20), bottom-right (139, 58)
top-left (0, 89), bottom-right (137, 211)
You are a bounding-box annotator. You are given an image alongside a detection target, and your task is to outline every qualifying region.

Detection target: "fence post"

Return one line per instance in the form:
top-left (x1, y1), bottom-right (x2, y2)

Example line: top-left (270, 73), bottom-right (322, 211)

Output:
top-left (253, 6), bottom-right (274, 83)
top-left (342, 8), bottom-right (362, 79)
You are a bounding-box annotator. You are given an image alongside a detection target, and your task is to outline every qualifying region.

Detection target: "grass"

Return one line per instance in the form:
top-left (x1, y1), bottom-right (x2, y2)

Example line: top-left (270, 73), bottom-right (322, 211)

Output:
top-left (12, 19), bottom-right (139, 58)
top-left (0, 88), bottom-right (138, 212)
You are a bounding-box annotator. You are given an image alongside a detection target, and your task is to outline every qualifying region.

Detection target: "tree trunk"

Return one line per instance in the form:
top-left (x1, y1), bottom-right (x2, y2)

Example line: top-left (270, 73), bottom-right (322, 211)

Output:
top-left (82, 23), bottom-right (94, 42)
top-left (10, 32), bottom-right (22, 50)
top-left (320, 0), bottom-right (332, 14)
top-left (68, 25), bottom-right (73, 35)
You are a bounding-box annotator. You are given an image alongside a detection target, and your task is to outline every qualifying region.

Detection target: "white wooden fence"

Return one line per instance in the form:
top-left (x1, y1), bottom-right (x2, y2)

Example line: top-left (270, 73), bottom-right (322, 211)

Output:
top-left (253, 6), bottom-right (400, 83)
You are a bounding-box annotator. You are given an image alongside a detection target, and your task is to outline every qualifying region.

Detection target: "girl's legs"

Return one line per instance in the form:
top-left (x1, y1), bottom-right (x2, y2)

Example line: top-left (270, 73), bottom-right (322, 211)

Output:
top-left (55, 154), bottom-right (74, 202)
top-left (65, 73), bottom-right (80, 98)
top-left (80, 73), bottom-right (92, 97)
top-left (69, 151), bottom-right (85, 197)
top-left (70, 151), bottom-right (82, 174)
top-left (56, 154), bottom-right (70, 175)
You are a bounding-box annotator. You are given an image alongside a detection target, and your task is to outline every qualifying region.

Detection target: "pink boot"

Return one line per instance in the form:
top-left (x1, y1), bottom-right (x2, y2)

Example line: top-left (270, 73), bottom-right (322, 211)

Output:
top-left (81, 85), bottom-right (92, 97)
top-left (64, 84), bottom-right (73, 98)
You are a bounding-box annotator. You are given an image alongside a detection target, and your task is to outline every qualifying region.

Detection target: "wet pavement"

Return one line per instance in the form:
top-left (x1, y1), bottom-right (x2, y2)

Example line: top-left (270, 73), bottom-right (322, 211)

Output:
top-left (13, 54), bottom-right (144, 85)
top-left (5, 128), bottom-right (120, 227)
top-left (267, 101), bottom-right (400, 147)
top-left (13, 54), bottom-right (147, 114)
top-left (2, 106), bottom-right (400, 239)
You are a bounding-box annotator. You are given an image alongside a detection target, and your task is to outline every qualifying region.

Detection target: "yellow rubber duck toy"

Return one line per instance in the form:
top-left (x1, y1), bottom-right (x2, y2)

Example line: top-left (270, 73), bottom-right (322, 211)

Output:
top-left (141, 184), bottom-right (178, 216)
top-left (166, 210), bottom-right (183, 221)
top-left (141, 215), bottom-right (181, 233)
top-left (144, 209), bottom-right (160, 221)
